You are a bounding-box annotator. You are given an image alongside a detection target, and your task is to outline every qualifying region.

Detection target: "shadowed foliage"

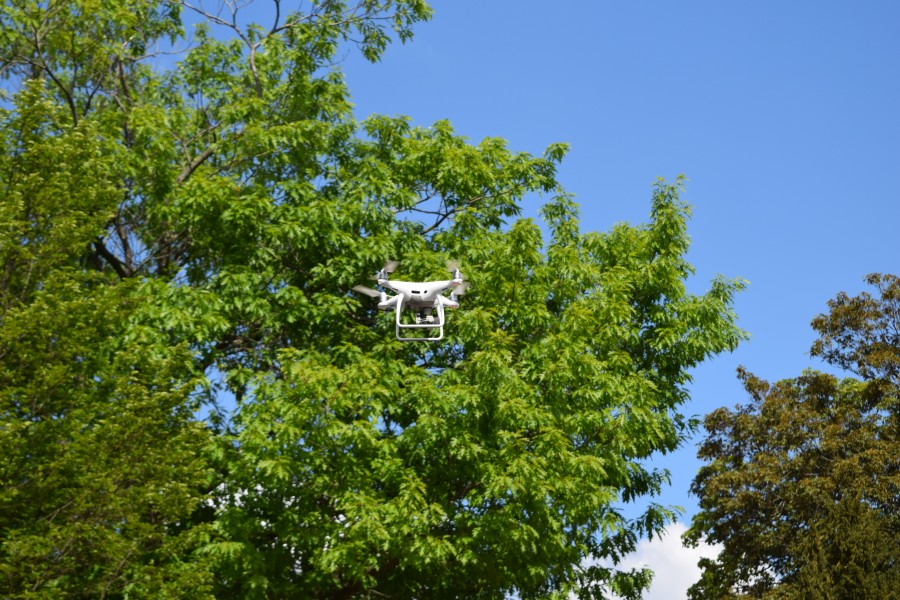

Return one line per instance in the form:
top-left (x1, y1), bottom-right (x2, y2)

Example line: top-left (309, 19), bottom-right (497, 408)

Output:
top-left (686, 275), bottom-right (900, 600)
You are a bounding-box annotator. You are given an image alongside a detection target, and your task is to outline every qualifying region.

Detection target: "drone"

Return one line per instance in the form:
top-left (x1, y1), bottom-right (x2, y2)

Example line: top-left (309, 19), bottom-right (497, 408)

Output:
top-left (353, 260), bottom-right (468, 341)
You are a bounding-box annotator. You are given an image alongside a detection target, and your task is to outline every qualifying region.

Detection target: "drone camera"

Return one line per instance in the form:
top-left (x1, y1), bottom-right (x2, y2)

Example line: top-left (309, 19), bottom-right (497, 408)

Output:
top-left (415, 311), bottom-right (435, 325)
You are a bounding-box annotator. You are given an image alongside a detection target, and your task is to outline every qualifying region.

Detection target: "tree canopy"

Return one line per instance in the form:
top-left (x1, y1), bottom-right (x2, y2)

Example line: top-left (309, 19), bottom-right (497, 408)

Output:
top-left (686, 274), bottom-right (900, 600)
top-left (1, 1), bottom-right (745, 598)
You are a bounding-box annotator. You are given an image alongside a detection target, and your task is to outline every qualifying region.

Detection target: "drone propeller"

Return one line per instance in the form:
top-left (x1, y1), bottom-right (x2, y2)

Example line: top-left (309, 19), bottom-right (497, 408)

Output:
top-left (452, 281), bottom-right (469, 296)
top-left (446, 260), bottom-right (464, 281)
top-left (352, 285), bottom-right (383, 298)
top-left (369, 260), bottom-right (400, 281)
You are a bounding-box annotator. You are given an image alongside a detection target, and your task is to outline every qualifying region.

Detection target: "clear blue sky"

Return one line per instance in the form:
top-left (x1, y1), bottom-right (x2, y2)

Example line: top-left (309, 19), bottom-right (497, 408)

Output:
top-left (332, 0), bottom-right (900, 518)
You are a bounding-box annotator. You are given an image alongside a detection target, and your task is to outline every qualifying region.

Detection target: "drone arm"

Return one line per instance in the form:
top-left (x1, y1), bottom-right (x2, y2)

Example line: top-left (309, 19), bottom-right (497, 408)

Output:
top-left (378, 294), bottom-right (400, 311)
top-left (438, 295), bottom-right (460, 309)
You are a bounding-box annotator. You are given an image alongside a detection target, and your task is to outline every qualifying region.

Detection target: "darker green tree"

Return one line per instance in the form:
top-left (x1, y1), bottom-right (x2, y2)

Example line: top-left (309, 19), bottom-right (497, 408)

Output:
top-left (686, 275), bottom-right (900, 599)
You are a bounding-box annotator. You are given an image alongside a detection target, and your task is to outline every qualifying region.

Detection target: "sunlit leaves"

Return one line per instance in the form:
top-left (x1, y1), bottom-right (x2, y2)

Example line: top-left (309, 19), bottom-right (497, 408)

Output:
top-left (0, 81), bottom-right (125, 304)
top-left (1, 0), bottom-right (745, 597)
top-left (205, 176), bottom-right (745, 598)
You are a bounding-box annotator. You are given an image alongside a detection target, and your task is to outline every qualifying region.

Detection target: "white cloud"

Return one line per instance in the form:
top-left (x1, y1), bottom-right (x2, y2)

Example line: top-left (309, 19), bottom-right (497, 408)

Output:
top-left (615, 523), bottom-right (720, 600)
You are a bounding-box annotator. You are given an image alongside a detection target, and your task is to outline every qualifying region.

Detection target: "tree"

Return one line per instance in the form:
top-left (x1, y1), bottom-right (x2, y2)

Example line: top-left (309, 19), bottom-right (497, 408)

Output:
top-left (0, 273), bottom-right (215, 598)
top-left (1, 1), bottom-right (745, 597)
top-left (199, 178), bottom-right (745, 599)
top-left (685, 275), bottom-right (900, 600)
top-left (810, 273), bottom-right (900, 385)
top-left (0, 42), bottom-right (214, 596)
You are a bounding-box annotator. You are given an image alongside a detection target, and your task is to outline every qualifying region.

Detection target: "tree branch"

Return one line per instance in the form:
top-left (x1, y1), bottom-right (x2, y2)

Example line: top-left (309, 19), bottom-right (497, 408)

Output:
top-left (176, 146), bottom-right (216, 185)
top-left (93, 238), bottom-right (130, 279)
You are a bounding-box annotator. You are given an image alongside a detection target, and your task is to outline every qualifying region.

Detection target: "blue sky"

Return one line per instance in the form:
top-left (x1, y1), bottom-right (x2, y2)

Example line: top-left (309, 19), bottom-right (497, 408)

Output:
top-left (334, 1), bottom-right (900, 519)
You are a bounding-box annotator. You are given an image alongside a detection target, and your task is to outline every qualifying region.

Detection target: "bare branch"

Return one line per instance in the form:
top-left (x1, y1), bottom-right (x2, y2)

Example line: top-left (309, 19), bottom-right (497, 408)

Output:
top-left (181, 1), bottom-right (241, 32)
top-left (271, 0), bottom-right (281, 34)
top-left (114, 210), bottom-right (133, 271)
top-left (176, 146), bottom-right (216, 185)
top-left (28, 26), bottom-right (78, 125)
top-left (93, 238), bottom-right (130, 279)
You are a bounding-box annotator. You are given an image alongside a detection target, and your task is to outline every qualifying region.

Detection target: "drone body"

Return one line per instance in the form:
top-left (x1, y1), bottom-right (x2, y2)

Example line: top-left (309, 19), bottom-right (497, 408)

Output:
top-left (353, 261), bottom-right (467, 341)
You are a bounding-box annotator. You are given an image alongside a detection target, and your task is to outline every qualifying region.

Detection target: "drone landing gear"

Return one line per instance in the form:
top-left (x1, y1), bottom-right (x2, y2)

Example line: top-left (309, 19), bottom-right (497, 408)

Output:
top-left (395, 298), bottom-right (445, 341)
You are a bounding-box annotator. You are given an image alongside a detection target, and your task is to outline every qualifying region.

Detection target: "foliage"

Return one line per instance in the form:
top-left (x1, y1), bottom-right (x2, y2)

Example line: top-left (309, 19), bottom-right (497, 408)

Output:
top-left (686, 276), bottom-right (900, 599)
top-left (810, 273), bottom-right (900, 384)
top-left (203, 180), bottom-right (746, 599)
top-left (1, 0), bottom-right (744, 597)
top-left (0, 39), bottom-right (214, 595)
top-left (0, 273), bottom-right (215, 598)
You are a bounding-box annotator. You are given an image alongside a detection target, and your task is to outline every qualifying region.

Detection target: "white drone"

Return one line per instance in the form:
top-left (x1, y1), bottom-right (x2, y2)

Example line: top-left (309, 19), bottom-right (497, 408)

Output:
top-left (353, 260), bottom-right (468, 342)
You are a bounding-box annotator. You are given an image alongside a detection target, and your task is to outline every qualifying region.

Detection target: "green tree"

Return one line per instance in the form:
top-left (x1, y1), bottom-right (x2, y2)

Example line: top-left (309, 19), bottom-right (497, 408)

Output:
top-left (0, 21), bottom-right (214, 596)
top-left (1, 1), bottom-right (745, 597)
top-left (0, 273), bottom-right (215, 598)
top-left (686, 275), bottom-right (900, 600)
top-left (201, 179), bottom-right (745, 599)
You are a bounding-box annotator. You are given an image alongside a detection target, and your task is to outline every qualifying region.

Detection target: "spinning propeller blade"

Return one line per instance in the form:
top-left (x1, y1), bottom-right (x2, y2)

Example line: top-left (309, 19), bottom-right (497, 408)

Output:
top-left (453, 281), bottom-right (469, 296)
top-left (382, 260), bottom-right (399, 274)
top-left (446, 260), bottom-right (464, 282)
top-left (352, 285), bottom-right (382, 298)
